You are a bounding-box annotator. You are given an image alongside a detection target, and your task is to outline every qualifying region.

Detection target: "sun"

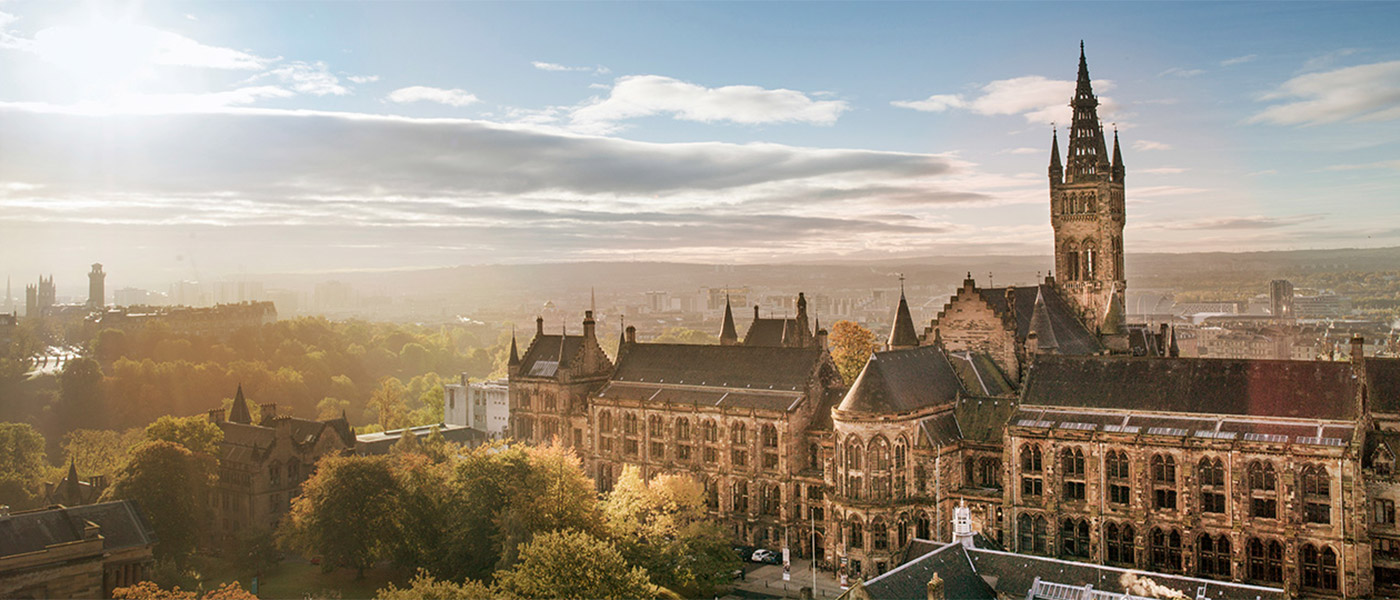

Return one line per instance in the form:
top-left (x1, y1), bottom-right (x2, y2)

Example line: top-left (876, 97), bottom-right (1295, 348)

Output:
top-left (32, 14), bottom-right (166, 100)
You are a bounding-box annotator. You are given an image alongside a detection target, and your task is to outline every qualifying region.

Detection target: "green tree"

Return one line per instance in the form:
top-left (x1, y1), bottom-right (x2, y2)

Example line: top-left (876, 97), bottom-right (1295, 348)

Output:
top-left (652, 327), bottom-right (719, 345)
top-left (377, 571), bottom-right (492, 600)
top-left (144, 415), bottom-right (224, 455)
top-left (62, 428), bottom-right (144, 480)
top-left (369, 377), bottom-right (409, 431)
top-left (278, 455), bottom-right (403, 578)
top-left (492, 529), bottom-right (656, 600)
top-left (603, 466), bottom-right (738, 597)
top-left (102, 441), bottom-right (212, 561)
top-left (59, 356), bottom-right (106, 431)
top-left (0, 422), bottom-right (48, 509)
top-left (828, 320), bottom-right (880, 385)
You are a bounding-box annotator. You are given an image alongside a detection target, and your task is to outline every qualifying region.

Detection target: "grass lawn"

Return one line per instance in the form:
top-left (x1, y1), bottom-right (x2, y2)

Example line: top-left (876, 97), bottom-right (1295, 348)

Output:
top-left (202, 559), bottom-right (412, 600)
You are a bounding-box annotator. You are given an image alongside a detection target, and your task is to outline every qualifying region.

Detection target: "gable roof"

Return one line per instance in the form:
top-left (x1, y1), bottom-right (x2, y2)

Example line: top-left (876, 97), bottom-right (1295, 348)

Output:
top-left (517, 334), bottom-right (581, 378)
top-left (612, 343), bottom-right (823, 392)
top-left (966, 547), bottom-right (1285, 600)
top-left (889, 293), bottom-right (920, 348)
top-left (978, 284), bottom-right (1101, 355)
top-left (861, 542), bottom-right (996, 600)
top-left (744, 317), bottom-right (807, 347)
top-left (1367, 357), bottom-right (1400, 413)
top-left (1023, 354), bottom-right (1358, 420)
top-left (0, 500), bottom-right (157, 558)
top-left (838, 345), bottom-right (963, 414)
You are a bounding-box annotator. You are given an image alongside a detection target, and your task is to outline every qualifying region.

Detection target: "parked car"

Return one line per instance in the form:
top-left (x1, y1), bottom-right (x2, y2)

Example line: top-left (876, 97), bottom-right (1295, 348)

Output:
top-left (750, 549), bottom-right (781, 564)
top-left (734, 545), bottom-right (757, 560)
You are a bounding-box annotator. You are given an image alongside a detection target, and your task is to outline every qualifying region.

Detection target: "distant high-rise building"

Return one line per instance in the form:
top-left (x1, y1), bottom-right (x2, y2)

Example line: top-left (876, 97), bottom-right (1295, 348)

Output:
top-left (88, 263), bottom-right (106, 309)
top-left (1269, 279), bottom-right (1294, 319)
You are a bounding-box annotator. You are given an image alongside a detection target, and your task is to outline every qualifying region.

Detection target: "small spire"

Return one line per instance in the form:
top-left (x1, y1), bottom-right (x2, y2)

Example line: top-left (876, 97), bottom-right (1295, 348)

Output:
top-left (590, 287), bottom-right (596, 314)
top-left (1027, 288), bottom-right (1059, 352)
top-left (229, 383), bottom-right (252, 424)
top-left (1111, 126), bottom-right (1125, 182)
top-left (1049, 127), bottom-right (1063, 182)
top-left (889, 290), bottom-right (920, 350)
top-left (619, 315), bottom-right (627, 348)
top-left (508, 327), bottom-right (520, 366)
top-left (719, 295), bottom-right (738, 345)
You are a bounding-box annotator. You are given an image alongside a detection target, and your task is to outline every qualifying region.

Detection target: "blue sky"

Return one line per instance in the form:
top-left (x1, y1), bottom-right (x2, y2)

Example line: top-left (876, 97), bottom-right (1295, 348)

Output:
top-left (1, 1), bottom-right (1398, 286)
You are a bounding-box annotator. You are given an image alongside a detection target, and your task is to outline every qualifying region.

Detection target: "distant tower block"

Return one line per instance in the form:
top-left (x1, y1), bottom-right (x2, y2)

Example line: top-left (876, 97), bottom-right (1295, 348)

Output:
top-left (88, 263), bottom-right (106, 309)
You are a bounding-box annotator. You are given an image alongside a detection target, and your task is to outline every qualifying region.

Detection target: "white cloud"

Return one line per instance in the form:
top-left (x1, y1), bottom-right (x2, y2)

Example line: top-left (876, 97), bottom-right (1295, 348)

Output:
top-left (1250, 60), bottom-right (1400, 125)
top-left (1221, 54), bottom-right (1257, 66)
top-left (1323, 159), bottom-right (1400, 171)
top-left (1000, 147), bottom-right (1041, 155)
top-left (893, 76), bottom-right (1116, 125)
top-left (1139, 167), bottom-right (1186, 174)
top-left (1300, 48), bottom-right (1358, 73)
top-left (1132, 140), bottom-right (1172, 151)
top-left (1159, 67), bottom-right (1204, 78)
top-left (571, 75), bottom-right (849, 132)
top-left (347, 74), bottom-right (379, 84)
top-left (387, 86), bottom-right (480, 107)
top-left (533, 61), bottom-right (609, 75)
top-left (29, 20), bottom-right (271, 70)
top-left (263, 60), bottom-right (349, 96)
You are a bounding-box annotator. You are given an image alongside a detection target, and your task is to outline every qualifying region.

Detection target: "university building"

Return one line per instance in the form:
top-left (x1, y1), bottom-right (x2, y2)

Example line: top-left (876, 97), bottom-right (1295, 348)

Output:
top-left (508, 45), bottom-right (1400, 598)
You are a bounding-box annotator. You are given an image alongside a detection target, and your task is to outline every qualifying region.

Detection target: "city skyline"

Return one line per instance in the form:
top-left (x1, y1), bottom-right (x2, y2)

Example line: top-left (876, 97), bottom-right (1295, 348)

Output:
top-left (1, 2), bottom-right (1398, 285)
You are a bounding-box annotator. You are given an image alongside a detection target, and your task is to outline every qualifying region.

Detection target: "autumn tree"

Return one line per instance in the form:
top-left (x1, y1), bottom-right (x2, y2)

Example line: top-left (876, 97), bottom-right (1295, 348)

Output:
top-left (377, 571), bottom-right (492, 600)
top-left (62, 428), bottom-right (144, 481)
top-left (369, 376), bottom-right (409, 431)
top-left (492, 529), bottom-right (656, 600)
top-left (828, 320), bottom-right (880, 385)
top-left (145, 415), bottom-right (224, 455)
top-left (603, 466), bottom-right (738, 597)
top-left (113, 581), bottom-right (257, 600)
top-left (278, 455), bottom-right (403, 577)
top-left (102, 441), bottom-right (213, 560)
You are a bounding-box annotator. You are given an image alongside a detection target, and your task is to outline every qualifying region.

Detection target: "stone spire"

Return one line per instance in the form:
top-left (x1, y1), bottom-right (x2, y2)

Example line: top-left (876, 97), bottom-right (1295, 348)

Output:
top-left (65, 458), bottom-right (81, 501)
top-left (508, 328), bottom-right (520, 366)
top-left (1101, 283), bottom-right (1125, 335)
top-left (1027, 289), bottom-right (1059, 353)
top-left (719, 295), bottom-right (739, 346)
top-left (1049, 127), bottom-right (1063, 184)
top-left (1066, 41), bottom-right (1107, 183)
top-left (229, 383), bottom-right (252, 424)
top-left (1111, 126), bottom-right (1125, 183)
top-left (889, 280), bottom-right (920, 350)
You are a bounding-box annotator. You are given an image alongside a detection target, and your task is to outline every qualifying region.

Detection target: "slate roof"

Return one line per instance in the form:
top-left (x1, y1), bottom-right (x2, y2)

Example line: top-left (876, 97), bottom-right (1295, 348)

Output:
top-left (517, 334), bottom-right (584, 379)
top-left (889, 293), bottom-right (920, 348)
top-left (355, 424), bottom-right (487, 455)
top-left (955, 396), bottom-right (1020, 444)
top-left (966, 548), bottom-right (1285, 600)
top-left (838, 345), bottom-right (963, 414)
top-left (861, 543), bottom-right (996, 600)
top-left (596, 381), bottom-right (805, 412)
top-left (744, 317), bottom-right (807, 347)
top-left (946, 351), bottom-right (1015, 397)
top-left (0, 500), bottom-right (157, 558)
top-left (1367, 357), bottom-right (1400, 413)
top-left (612, 343), bottom-right (822, 392)
top-left (218, 415), bottom-right (355, 463)
top-left (1023, 355), bottom-right (1358, 420)
top-left (979, 285), bottom-right (1101, 355)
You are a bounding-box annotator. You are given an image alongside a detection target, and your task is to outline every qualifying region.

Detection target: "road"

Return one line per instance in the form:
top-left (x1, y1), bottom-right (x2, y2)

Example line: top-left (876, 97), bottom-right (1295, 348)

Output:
top-left (26, 345), bottom-right (81, 378)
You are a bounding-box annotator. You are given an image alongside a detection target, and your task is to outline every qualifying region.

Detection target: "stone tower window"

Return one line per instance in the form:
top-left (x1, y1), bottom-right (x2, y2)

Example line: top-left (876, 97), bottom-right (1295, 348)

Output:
top-left (1060, 517), bottom-right (1090, 558)
top-left (1150, 454), bottom-right (1176, 510)
top-left (1301, 544), bottom-right (1339, 590)
top-left (1248, 538), bottom-right (1284, 583)
top-left (1302, 464), bottom-right (1331, 524)
top-left (1060, 447), bottom-right (1086, 501)
top-left (1149, 527), bottom-right (1182, 572)
top-left (1106, 450), bottom-right (1130, 505)
top-left (1247, 461), bottom-right (1277, 519)
top-left (1016, 513), bottom-right (1048, 555)
top-left (1197, 534), bottom-right (1231, 578)
top-left (1020, 444), bottom-right (1044, 500)
top-left (1105, 522), bottom-right (1135, 565)
top-left (848, 517), bottom-right (864, 550)
top-left (648, 414), bottom-right (663, 437)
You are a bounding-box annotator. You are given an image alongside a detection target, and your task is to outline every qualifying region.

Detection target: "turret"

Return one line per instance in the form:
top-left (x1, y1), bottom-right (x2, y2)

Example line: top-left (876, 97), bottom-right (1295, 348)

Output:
top-left (228, 384), bottom-right (252, 424)
top-left (1049, 128), bottom-right (1063, 185)
top-left (508, 329), bottom-right (520, 369)
top-left (889, 286), bottom-right (920, 351)
top-left (1027, 289), bottom-right (1059, 354)
top-left (719, 296), bottom-right (739, 346)
top-left (1111, 127), bottom-right (1125, 183)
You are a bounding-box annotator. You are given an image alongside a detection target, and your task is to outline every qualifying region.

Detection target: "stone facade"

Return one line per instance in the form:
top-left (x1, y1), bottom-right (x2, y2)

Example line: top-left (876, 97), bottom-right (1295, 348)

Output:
top-left (0, 501), bottom-right (157, 600)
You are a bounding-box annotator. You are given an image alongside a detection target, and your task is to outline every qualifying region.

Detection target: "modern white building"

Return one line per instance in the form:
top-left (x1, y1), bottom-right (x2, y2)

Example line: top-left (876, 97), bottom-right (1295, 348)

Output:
top-left (444, 376), bottom-right (509, 437)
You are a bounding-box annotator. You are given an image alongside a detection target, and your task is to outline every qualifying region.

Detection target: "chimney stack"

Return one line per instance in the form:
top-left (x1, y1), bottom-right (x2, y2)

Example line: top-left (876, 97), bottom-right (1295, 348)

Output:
top-left (754, 305), bottom-right (760, 321)
top-left (583, 310), bottom-right (596, 340)
top-left (536, 316), bottom-right (544, 337)
top-left (926, 573), bottom-right (945, 600)
top-left (816, 328), bottom-right (828, 351)
top-left (625, 325), bottom-right (637, 344)
top-left (207, 408), bottom-right (226, 423)
top-left (1352, 335), bottom-right (1365, 362)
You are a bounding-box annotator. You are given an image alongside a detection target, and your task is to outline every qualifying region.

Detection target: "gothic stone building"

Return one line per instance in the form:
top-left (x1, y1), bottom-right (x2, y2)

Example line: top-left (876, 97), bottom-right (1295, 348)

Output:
top-left (508, 46), bottom-right (1399, 598)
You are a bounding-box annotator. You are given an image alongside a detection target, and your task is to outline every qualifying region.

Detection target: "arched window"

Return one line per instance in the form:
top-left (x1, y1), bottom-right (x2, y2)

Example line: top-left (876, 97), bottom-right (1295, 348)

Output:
top-left (732, 481), bottom-right (749, 513)
top-left (704, 478), bottom-right (719, 510)
top-left (648, 415), bottom-right (664, 437)
top-left (872, 518), bottom-right (889, 551)
top-left (1302, 464), bottom-right (1331, 524)
top-left (268, 460), bottom-right (281, 486)
top-left (869, 437), bottom-right (891, 500)
top-left (1083, 242), bottom-right (1098, 280)
top-left (1061, 447), bottom-right (1086, 501)
top-left (762, 484), bottom-right (781, 516)
top-left (622, 412), bottom-right (638, 435)
top-left (897, 515), bottom-right (910, 548)
top-left (1018, 514), bottom-right (1048, 555)
top-left (1021, 444), bottom-right (1044, 499)
top-left (1151, 454), bottom-right (1177, 510)
top-left (916, 512), bottom-right (931, 540)
top-left (1197, 534), bottom-right (1231, 578)
top-left (1061, 518), bottom-right (1090, 558)
top-left (1150, 528), bottom-right (1182, 572)
top-left (1105, 522), bottom-right (1135, 565)
top-left (675, 417), bottom-right (691, 441)
top-left (1301, 544), bottom-right (1339, 590)
top-left (1064, 242), bottom-right (1081, 281)
top-left (846, 438), bottom-right (863, 471)
top-left (1248, 538), bottom-right (1284, 583)
top-left (1248, 461), bottom-right (1277, 519)
top-left (893, 438), bottom-right (908, 498)
top-left (1199, 457), bottom-right (1226, 514)
top-left (849, 518), bottom-right (864, 550)
top-left (701, 419), bottom-right (717, 443)
top-left (762, 424), bottom-right (779, 448)
top-left (731, 422), bottom-right (747, 445)
top-left (598, 410), bottom-right (612, 432)
top-left (1106, 450), bottom-right (1130, 505)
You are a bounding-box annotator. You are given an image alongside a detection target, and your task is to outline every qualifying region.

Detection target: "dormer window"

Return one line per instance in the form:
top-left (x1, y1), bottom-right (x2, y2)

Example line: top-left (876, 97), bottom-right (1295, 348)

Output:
top-left (1376, 444), bottom-right (1395, 477)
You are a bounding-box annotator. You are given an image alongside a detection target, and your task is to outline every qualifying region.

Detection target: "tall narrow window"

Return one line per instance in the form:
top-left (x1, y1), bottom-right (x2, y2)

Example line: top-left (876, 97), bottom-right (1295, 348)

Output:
top-left (1150, 528), bottom-right (1182, 572)
top-left (1105, 522), bottom-right (1135, 565)
top-left (1197, 534), bottom-right (1231, 578)
top-left (1018, 514), bottom-right (1049, 555)
top-left (1248, 538), bottom-right (1284, 583)
top-left (1107, 450), bottom-right (1130, 505)
top-left (1021, 444), bottom-right (1044, 499)
top-left (1302, 464), bottom-right (1331, 524)
top-left (1301, 544), bottom-right (1339, 590)
top-left (1199, 457), bottom-right (1226, 514)
top-left (1248, 461), bottom-right (1277, 519)
top-left (1061, 447), bottom-right (1086, 501)
top-left (1061, 518), bottom-right (1090, 558)
top-left (1151, 454), bottom-right (1177, 510)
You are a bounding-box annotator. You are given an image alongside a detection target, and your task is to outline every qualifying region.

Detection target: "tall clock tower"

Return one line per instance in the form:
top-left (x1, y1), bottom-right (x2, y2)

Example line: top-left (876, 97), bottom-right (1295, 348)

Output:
top-left (1049, 42), bottom-right (1126, 340)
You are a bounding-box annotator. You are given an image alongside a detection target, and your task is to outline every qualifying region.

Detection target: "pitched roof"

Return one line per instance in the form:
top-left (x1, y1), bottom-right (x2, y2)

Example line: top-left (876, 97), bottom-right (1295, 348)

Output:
top-left (966, 547), bottom-right (1285, 600)
top-left (946, 351), bottom-right (1015, 397)
top-left (228, 384), bottom-right (252, 424)
top-left (719, 299), bottom-right (738, 342)
top-left (1023, 355), bottom-right (1358, 420)
top-left (955, 396), bottom-right (1019, 444)
top-left (1367, 357), bottom-right (1400, 413)
top-left (355, 424), bottom-right (487, 455)
top-left (0, 500), bottom-right (157, 558)
top-left (978, 285), bottom-right (1101, 355)
top-left (612, 343), bottom-right (823, 392)
top-left (838, 345), bottom-right (963, 414)
top-left (861, 543), bottom-right (996, 600)
top-left (744, 317), bottom-right (806, 347)
top-left (517, 334), bottom-right (583, 378)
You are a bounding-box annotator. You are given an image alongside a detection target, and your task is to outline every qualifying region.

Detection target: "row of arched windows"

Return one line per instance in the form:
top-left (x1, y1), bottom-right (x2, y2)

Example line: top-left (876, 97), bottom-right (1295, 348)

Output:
top-left (1015, 516), bottom-right (1339, 590)
top-left (839, 512), bottom-right (930, 552)
top-left (839, 434), bottom-right (910, 501)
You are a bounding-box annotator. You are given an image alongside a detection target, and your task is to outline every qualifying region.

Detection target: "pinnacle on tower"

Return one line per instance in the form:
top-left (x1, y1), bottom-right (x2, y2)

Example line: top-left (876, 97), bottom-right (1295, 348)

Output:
top-left (719, 295), bottom-right (739, 345)
top-left (1049, 127), bottom-right (1063, 184)
top-left (1066, 42), bottom-right (1107, 183)
top-left (508, 328), bottom-right (520, 366)
top-left (1027, 288), bottom-right (1059, 353)
top-left (229, 383), bottom-right (252, 424)
top-left (888, 287), bottom-right (920, 350)
top-left (1111, 127), bottom-right (1125, 183)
